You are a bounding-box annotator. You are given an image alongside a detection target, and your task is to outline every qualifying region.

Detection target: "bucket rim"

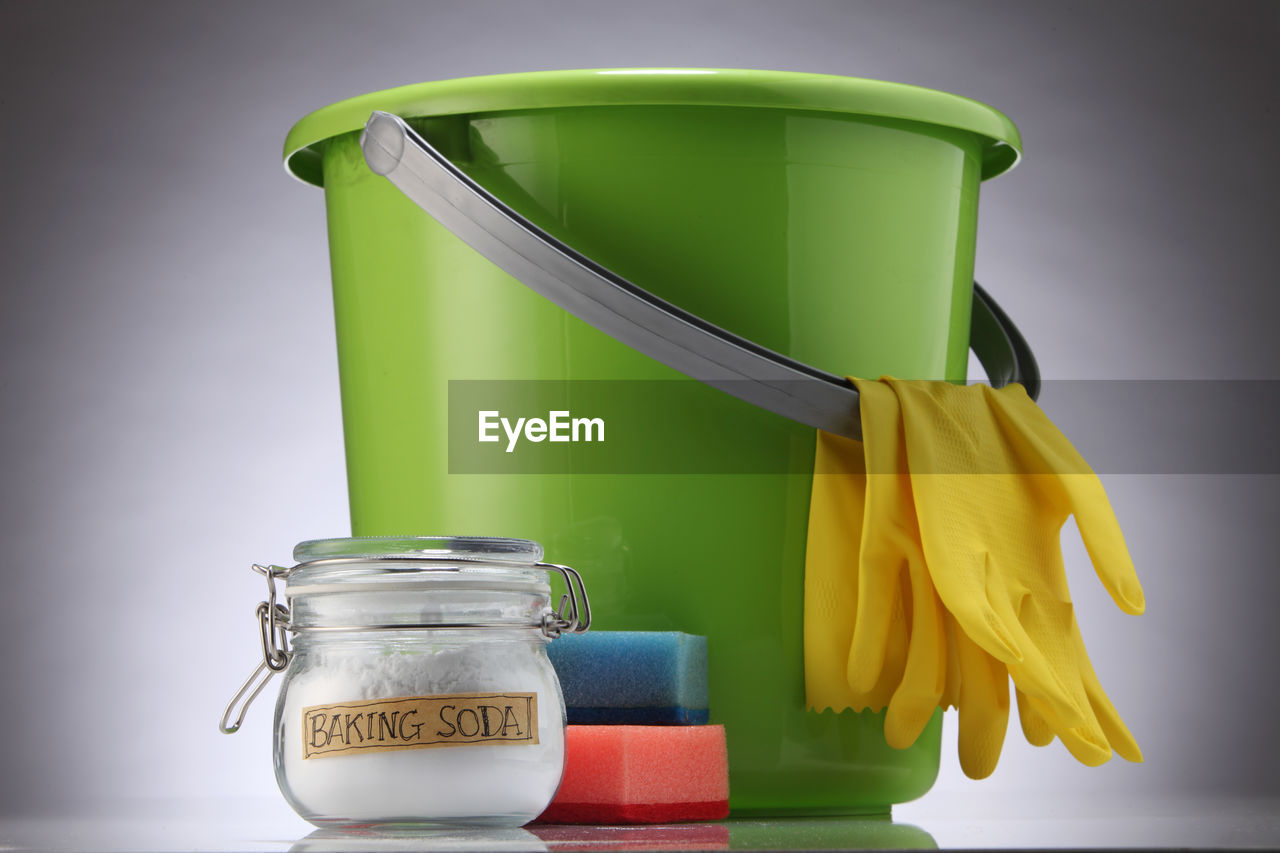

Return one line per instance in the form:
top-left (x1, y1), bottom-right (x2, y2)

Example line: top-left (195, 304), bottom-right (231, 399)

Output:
top-left (283, 68), bottom-right (1021, 187)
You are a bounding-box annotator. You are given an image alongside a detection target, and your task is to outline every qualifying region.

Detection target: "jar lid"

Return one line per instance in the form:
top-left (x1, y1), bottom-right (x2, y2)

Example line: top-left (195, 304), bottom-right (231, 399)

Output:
top-left (286, 536), bottom-right (549, 597)
top-left (294, 536), bottom-right (543, 564)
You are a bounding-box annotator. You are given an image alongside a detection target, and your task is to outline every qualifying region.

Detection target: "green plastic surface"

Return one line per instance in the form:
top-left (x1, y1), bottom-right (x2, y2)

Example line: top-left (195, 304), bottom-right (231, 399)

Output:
top-left (287, 69), bottom-right (1021, 814)
top-left (285, 68), bottom-right (1020, 186)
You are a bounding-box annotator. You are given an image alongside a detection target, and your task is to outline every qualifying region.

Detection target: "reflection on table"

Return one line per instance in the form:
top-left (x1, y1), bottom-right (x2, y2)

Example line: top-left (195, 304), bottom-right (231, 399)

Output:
top-left (287, 817), bottom-right (936, 851)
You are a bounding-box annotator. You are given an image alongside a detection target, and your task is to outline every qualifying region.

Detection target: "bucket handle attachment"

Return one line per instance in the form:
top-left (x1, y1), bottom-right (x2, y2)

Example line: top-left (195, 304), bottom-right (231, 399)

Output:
top-left (360, 112), bottom-right (1039, 442)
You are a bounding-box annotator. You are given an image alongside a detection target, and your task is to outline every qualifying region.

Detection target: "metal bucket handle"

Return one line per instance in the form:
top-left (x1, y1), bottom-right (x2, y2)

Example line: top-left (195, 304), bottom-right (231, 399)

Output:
top-left (360, 112), bottom-right (1039, 442)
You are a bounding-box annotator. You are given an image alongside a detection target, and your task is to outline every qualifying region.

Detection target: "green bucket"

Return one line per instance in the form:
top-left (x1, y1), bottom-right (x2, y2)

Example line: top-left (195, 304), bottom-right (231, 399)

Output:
top-left (284, 69), bottom-right (1023, 815)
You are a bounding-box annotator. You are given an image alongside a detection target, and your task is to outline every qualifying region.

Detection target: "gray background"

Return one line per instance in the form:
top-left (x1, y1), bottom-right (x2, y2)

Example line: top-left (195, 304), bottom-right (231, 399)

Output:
top-left (2, 0), bottom-right (1276, 822)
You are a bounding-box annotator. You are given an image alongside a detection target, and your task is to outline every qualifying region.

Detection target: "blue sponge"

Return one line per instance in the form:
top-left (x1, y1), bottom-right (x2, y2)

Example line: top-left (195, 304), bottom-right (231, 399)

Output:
top-left (547, 631), bottom-right (710, 725)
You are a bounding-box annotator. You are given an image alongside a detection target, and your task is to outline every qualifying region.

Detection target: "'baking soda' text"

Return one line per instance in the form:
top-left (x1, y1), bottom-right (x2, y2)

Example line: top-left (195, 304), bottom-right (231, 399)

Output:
top-left (302, 692), bottom-right (539, 759)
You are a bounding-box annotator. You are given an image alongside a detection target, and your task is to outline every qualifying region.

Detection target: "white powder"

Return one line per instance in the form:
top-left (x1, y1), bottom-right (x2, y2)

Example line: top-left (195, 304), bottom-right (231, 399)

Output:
top-left (276, 637), bottom-right (565, 826)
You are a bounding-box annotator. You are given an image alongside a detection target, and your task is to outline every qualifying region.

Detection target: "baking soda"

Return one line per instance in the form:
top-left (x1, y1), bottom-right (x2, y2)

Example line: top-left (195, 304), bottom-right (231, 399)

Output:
top-left (276, 638), bottom-right (565, 825)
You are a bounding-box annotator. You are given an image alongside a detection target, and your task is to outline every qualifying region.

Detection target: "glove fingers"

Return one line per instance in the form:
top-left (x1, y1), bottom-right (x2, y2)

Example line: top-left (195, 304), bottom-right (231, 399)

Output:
top-left (1086, 694), bottom-right (1143, 764)
top-left (849, 475), bottom-right (912, 695)
top-left (1057, 723), bottom-right (1114, 767)
top-left (1008, 592), bottom-right (1127, 763)
top-left (954, 625), bottom-right (1010, 780)
top-left (1061, 475), bottom-right (1146, 615)
top-left (804, 431), bottom-right (868, 711)
top-left (847, 572), bottom-right (909, 706)
top-left (1005, 609), bottom-right (1125, 769)
top-left (884, 556), bottom-right (947, 750)
top-left (913, 537), bottom-right (1025, 665)
top-left (1024, 692), bottom-right (1114, 766)
top-left (1015, 688), bottom-right (1054, 747)
top-left (848, 377), bottom-right (912, 694)
top-left (1000, 585), bottom-right (1094, 730)
top-left (846, 542), bottom-right (898, 694)
top-left (1073, 630), bottom-right (1144, 763)
top-left (924, 553), bottom-right (1090, 732)
top-left (988, 387), bottom-right (1145, 616)
top-left (938, 559), bottom-right (1087, 730)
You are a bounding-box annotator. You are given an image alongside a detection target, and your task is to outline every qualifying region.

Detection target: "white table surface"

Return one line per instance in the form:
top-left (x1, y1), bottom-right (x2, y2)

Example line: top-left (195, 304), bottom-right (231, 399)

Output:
top-left (2, 794), bottom-right (1276, 851)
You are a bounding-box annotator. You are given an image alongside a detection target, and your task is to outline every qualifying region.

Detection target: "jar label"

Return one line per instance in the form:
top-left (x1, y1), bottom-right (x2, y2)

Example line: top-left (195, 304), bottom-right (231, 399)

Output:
top-left (301, 692), bottom-right (539, 759)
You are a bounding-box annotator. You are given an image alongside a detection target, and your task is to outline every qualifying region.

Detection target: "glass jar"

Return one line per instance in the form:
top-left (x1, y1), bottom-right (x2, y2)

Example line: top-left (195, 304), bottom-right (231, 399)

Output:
top-left (221, 536), bottom-right (589, 827)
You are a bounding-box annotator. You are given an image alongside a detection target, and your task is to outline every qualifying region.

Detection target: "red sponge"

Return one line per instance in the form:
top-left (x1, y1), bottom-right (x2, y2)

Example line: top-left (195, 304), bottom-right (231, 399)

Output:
top-left (538, 725), bottom-right (730, 824)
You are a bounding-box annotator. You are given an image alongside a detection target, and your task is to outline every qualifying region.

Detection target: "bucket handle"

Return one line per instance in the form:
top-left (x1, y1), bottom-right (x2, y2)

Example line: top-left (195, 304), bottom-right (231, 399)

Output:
top-left (360, 111), bottom-right (1039, 442)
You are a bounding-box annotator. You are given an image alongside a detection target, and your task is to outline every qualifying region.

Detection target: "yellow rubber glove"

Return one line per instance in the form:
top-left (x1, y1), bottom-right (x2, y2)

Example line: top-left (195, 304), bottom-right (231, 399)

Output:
top-left (884, 377), bottom-right (1144, 768)
top-left (805, 380), bottom-right (963, 749)
top-left (846, 378), bottom-right (1009, 778)
top-left (805, 378), bottom-right (1027, 776)
top-left (805, 427), bottom-right (909, 713)
top-left (846, 378), bottom-right (952, 748)
top-left (952, 618), bottom-right (1012, 778)
top-left (804, 377), bottom-right (1142, 776)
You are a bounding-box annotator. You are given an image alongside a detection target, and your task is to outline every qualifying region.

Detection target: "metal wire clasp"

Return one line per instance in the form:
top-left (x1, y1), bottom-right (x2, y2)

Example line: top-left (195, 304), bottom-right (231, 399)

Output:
top-left (538, 562), bottom-right (591, 638)
top-left (219, 564), bottom-right (292, 734)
